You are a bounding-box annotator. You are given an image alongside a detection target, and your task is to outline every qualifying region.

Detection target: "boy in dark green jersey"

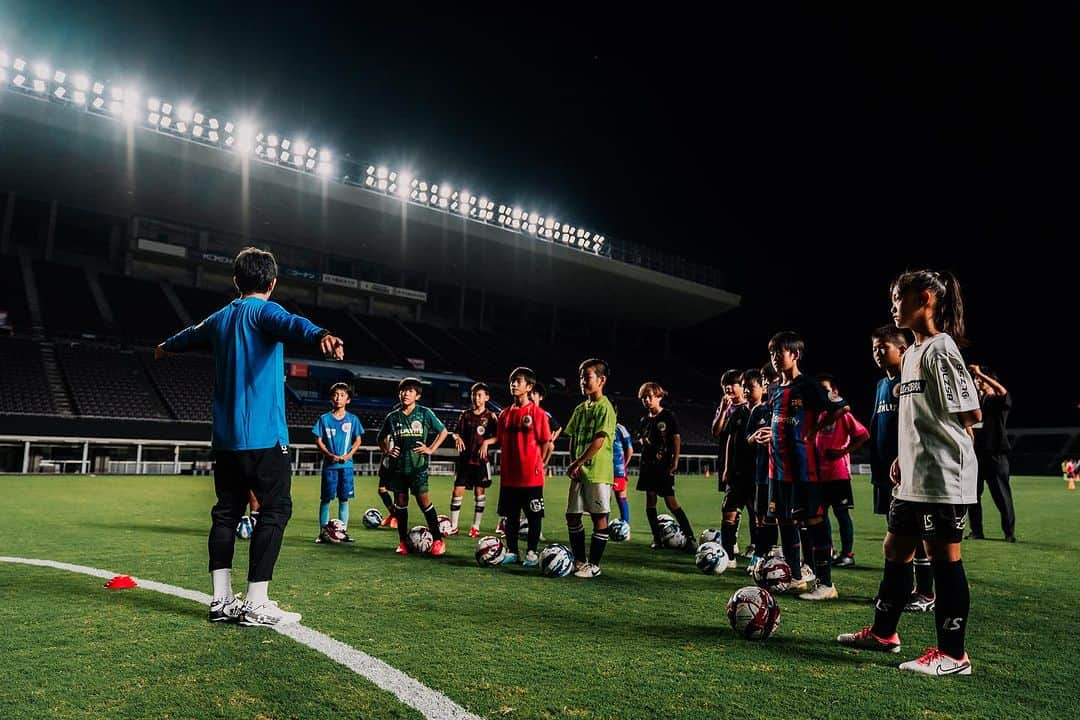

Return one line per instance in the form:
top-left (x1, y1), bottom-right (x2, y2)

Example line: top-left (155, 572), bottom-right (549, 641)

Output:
top-left (378, 378), bottom-right (451, 556)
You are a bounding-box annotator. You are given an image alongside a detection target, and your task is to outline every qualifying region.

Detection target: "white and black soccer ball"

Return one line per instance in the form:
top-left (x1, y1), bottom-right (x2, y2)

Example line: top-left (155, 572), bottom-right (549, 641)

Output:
top-left (608, 519), bottom-right (631, 542)
top-left (656, 513), bottom-right (676, 530)
top-left (660, 522), bottom-right (685, 549)
top-left (539, 543), bottom-right (574, 577)
top-left (408, 525), bottom-right (434, 554)
top-left (362, 508), bottom-right (384, 529)
top-left (695, 541), bottom-right (729, 575)
top-left (236, 516), bottom-right (254, 540)
top-left (727, 586), bottom-right (781, 640)
top-left (753, 556), bottom-right (793, 593)
top-left (475, 535), bottom-right (506, 566)
top-left (321, 519), bottom-right (348, 544)
top-left (699, 528), bottom-right (722, 546)
top-left (437, 514), bottom-right (454, 537)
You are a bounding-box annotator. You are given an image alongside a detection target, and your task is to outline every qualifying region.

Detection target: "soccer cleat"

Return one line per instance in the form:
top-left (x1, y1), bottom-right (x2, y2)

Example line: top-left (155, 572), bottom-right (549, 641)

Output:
top-left (523, 550), bottom-right (539, 568)
top-left (800, 566), bottom-right (817, 585)
top-left (380, 514), bottom-right (394, 528)
top-left (342, 533), bottom-right (354, 543)
top-left (837, 626), bottom-right (901, 653)
top-left (389, 516), bottom-right (398, 529)
top-left (746, 556), bottom-right (762, 576)
top-left (208, 595), bottom-right (244, 623)
top-left (500, 552), bottom-right (519, 565)
top-left (742, 543), bottom-right (756, 559)
top-left (495, 518), bottom-right (506, 537)
top-left (799, 582), bottom-right (839, 601)
top-left (447, 525), bottom-right (460, 536)
top-left (314, 535), bottom-right (325, 544)
top-left (431, 539), bottom-right (447, 557)
top-left (727, 558), bottom-right (738, 570)
top-left (832, 553), bottom-right (855, 568)
top-left (903, 593), bottom-right (936, 613)
top-left (573, 563), bottom-right (602, 578)
top-left (395, 541), bottom-right (409, 555)
top-left (468, 526), bottom-right (480, 538)
top-left (1004, 535), bottom-right (1017, 543)
top-left (899, 648), bottom-right (972, 676)
top-left (784, 578), bottom-right (810, 594)
top-left (239, 600), bottom-right (302, 628)
top-left (965, 531), bottom-right (984, 540)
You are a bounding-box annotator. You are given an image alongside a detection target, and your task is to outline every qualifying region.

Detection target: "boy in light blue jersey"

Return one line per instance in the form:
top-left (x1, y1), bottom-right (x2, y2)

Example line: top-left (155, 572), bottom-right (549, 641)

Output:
top-left (313, 382), bottom-right (364, 542)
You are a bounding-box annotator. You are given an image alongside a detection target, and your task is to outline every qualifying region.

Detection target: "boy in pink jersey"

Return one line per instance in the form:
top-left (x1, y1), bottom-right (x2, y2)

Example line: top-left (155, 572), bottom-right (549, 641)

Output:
top-left (815, 374), bottom-right (869, 567)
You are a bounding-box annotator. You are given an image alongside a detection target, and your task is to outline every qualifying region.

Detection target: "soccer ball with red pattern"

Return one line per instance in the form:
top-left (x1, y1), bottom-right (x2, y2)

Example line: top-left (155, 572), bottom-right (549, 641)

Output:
top-left (727, 586), bottom-right (781, 640)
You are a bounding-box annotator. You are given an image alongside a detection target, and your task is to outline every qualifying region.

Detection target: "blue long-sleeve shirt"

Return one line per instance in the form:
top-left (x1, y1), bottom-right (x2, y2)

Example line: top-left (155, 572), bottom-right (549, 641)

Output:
top-left (162, 297), bottom-right (325, 450)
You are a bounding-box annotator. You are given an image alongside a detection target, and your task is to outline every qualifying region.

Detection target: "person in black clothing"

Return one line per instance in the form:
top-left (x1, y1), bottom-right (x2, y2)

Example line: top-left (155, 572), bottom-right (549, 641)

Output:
top-left (967, 365), bottom-right (1016, 542)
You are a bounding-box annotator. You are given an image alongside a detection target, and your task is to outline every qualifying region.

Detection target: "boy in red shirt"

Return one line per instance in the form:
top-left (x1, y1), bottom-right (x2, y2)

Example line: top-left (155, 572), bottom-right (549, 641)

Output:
top-left (480, 367), bottom-right (553, 567)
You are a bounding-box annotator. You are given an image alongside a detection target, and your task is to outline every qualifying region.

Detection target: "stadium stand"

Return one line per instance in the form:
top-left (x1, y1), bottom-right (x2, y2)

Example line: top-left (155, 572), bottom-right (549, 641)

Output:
top-left (33, 260), bottom-right (111, 339)
top-left (98, 273), bottom-right (185, 345)
top-left (0, 336), bottom-right (55, 414)
top-left (139, 349), bottom-right (213, 422)
top-left (54, 342), bottom-right (169, 419)
top-left (0, 259), bottom-right (31, 334)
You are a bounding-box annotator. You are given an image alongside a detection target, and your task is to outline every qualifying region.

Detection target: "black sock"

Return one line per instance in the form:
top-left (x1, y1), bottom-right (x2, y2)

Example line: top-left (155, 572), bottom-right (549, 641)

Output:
top-left (422, 503), bottom-right (442, 541)
top-left (758, 522), bottom-right (778, 556)
top-left (672, 507), bottom-right (694, 541)
top-left (809, 521), bottom-right (833, 586)
top-left (746, 507), bottom-right (758, 548)
top-left (779, 524), bottom-right (802, 579)
top-left (394, 504), bottom-right (409, 542)
top-left (568, 520), bottom-right (586, 562)
top-left (378, 489), bottom-right (394, 512)
top-left (525, 511), bottom-right (542, 553)
top-left (834, 506), bottom-right (854, 555)
top-left (720, 520), bottom-right (738, 559)
top-left (505, 515), bottom-right (521, 555)
top-left (872, 560), bottom-right (913, 638)
top-left (589, 528), bottom-right (609, 566)
top-left (646, 507), bottom-right (660, 543)
top-left (914, 543), bottom-right (934, 597)
top-left (933, 559), bottom-right (970, 659)
top-left (733, 510), bottom-right (742, 548)
top-left (799, 525), bottom-right (812, 559)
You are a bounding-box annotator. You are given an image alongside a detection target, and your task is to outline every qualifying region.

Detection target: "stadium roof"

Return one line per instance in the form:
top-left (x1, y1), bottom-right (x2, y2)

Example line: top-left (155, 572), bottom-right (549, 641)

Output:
top-left (0, 87), bottom-right (739, 327)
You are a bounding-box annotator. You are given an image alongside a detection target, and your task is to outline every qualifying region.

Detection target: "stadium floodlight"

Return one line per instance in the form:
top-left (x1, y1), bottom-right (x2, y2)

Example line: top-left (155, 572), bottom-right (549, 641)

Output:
top-left (176, 104), bottom-right (193, 122)
top-left (110, 86), bottom-right (123, 101)
top-left (280, 138), bottom-right (290, 151)
top-left (159, 115), bottom-right (171, 128)
top-left (293, 140), bottom-right (307, 157)
top-left (147, 97), bottom-right (160, 112)
top-left (306, 147), bottom-right (317, 158)
top-left (376, 166), bottom-right (389, 179)
top-left (267, 134), bottom-right (279, 147)
top-left (209, 118), bottom-right (220, 130)
top-left (92, 81), bottom-right (104, 95)
top-left (208, 130), bottom-right (219, 143)
top-left (175, 120), bottom-right (188, 133)
top-left (32, 78), bottom-right (46, 93)
top-left (193, 111), bottom-right (205, 125)
top-left (72, 73), bottom-right (88, 91)
top-left (33, 62), bottom-right (49, 80)
top-left (0, 51), bottom-right (8, 67)
top-left (305, 158), bottom-right (316, 170)
top-left (52, 85), bottom-right (66, 99)
top-left (192, 125), bottom-right (204, 138)
top-left (222, 120), bottom-right (232, 133)
top-left (148, 111), bottom-right (160, 125)
top-left (13, 58), bottom-right (26, 72)
top-left (53, 70), bottom-right (65, 83)
top-left (397, 174), bottom-right (412, 197)
top-left (91, 96), bottom-right (105, 110)
top-left (267, 147), bottom-right (277, 160)
top-left (319, 149), bottom-right (331, 162)
top-left (280, 150), bottom-right (290, 163)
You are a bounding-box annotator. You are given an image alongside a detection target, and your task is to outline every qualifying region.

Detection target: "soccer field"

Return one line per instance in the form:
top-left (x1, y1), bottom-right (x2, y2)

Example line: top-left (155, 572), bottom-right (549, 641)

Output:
top-left (1, 473), bottom-right (1075, 720)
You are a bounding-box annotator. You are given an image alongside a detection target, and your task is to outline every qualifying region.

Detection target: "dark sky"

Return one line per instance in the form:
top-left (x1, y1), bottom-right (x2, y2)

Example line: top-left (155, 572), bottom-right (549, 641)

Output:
top-left (3, 3), bottom-right (1078, 426)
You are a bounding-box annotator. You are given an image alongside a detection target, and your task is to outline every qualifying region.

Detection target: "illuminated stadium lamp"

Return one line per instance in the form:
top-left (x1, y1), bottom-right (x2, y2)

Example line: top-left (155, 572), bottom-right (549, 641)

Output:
top-left (91, 96), bottom-right (105, 110)
top-left (0, 51), bottom-right (8, 67)
top-left (267, 147), bottom-right (278, 160)
top-left (208, 130), bottom-right (219, 143)
top-left (305, 158), bottom-right (316, 170)
top-left (192, 125), bottom-right (204, 138)
top-left (32, 79), bottom-right (46, 93)
top-left (306, 147), bottom-right (317, 159)
top-left (33, 62), bottom-right (49, 80)
top-left (319, 148), bottom-right (331, 162)
top-left (53, 70), bottom-right (65, 83)
top-left (222, 121), bottom-right (232, 133)
top-left (280, 150), bottom-right (290, 163)
top-left (148, 111), bottom-right (161, 125)
top-left (176, 104), bottom-right (193, 122)
top-left (376, 166), bottom-right (389, 179)
top-left (175, 120), bottom-right (188, 134)
top-left (293, 154), bottom-right (303, 167)
top-left (159, 115), bottom-right (171, 128)
top-left (209, 118), bottom-right (220, 130)
top-left (527, 223), bottom-right (537, 234)
top-left (161, 102), bottom-right (173, 115)
top-left (378, 179), bottom-right (388, 191)
top-left (92, 81), bottom-right (104, 95)
top-left (147, 97), bottom-right (161, 112)
top-left (193, 111), bottom-right (204, 125)
top-left (110, 86), bottom-right (124, 101)
top-left (72, 73), bottom-right (88, 91)
top-left (267, 134), bottom-right (279, 147)
top-left (109, 100), bottom-right (123, 114)
top-left (13, 57), bottom-right (26, 72)
top-left (281, 138), bottom-right (290, 151)
top-left (511, 207), bottom-right (522, 220)
top-left (254, 143), bottom-right (265, 156)
top-left (52, 85), bottom-right (66, 100)
top-left (439, 184), bottom-right (452, 199)
top-left (293, 140), bottom-right (307, 157)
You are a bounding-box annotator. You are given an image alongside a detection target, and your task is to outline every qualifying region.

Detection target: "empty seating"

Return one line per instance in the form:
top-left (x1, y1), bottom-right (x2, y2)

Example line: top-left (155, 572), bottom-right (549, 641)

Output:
top-left (0, 337), bottom-right (54, 414)
top-left (140, 349), bottom-right (213, 422)
top-left (33, 260), bottom-right (110, 339)
top-left (0, 259), bottom-right (31, 333)
top-left (98, 273), bottom-right (184, 345)
top-left (54, 342), bottom-right (169, 418)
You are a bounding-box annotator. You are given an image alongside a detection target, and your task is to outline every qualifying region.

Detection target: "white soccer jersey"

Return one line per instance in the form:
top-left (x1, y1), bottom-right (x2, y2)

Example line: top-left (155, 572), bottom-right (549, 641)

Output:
top-left (896, 332), bottom-right (980, 504)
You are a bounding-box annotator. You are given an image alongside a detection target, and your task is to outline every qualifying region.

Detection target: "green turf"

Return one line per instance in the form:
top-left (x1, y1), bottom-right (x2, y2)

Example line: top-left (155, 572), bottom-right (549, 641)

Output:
top-left (1, 473), bottom-right (1076, 719)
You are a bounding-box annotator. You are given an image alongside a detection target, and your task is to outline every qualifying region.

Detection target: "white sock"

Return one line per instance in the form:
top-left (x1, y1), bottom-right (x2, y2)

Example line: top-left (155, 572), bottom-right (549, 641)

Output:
top-left (211, 569), bottom-right (233, 601)
top-left (451, 508), bottom-right (461, 528)
top-left (245, 580), bottom-right (269, 606)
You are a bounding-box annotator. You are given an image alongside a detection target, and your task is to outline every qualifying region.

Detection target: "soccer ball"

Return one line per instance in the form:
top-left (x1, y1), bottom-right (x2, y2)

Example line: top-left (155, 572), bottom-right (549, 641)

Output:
top-left (475, 535), bottom-right (506, 567)
top-left (660, 522), bottom-right (685, 549)
top-left (699, 528), bottom-right (722, 545)
top-left (539, 544), bottom-right (574, 577)
top-left (656, 513), bottom-right (676, 531)
top-left (608, 519), bottom-right (631, 542)
top-left (437, 514), bottom-right (454, 537)
top-left (408, 525), bottom-right (434, 554)
top-left (727, 586), bottom-right (781, 640)
top-left (361, 508), bottom-right (384, 529)
top-left (753, 556), bottom-right (793, 593)
top-left (236, 516), bottom-right (254, 540)
top-left (695, 541), bottom-right (729, 575)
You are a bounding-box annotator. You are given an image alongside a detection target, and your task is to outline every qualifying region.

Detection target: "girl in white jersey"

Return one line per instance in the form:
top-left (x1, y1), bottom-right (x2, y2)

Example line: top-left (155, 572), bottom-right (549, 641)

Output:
top-left (838, 270), bottom-right (981, 676)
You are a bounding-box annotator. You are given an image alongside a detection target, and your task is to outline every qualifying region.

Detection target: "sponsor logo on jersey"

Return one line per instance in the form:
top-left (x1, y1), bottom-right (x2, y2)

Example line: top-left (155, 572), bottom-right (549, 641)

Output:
top-left (657, 421), bottom-right (667, 433)
top-left (341, 422), bottom-right (352, 433)
top-left (476, 425), bottom-right (486, 435)
top-left (899, 379), bottom-right (925, 396)
top-left (875, 401), bottom-right (898, 414)
top-left (940, 359), bottom-right (955, 403)
top-left (891, 383), bottom-right (901, 398)
top-left (411, 420), bottom-right (423, 433)
top-left (522, 414), bottom-right (534, 428)
top-left (954, 361), bottom-right (971, 400)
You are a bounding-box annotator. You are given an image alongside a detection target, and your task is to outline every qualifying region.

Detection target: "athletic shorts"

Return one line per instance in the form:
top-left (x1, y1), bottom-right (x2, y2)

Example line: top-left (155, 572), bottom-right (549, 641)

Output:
top-left (636, 467), bottom-right (676, 496)
top-left (872, 483), bottom-right (894, 515)
top-left (612, 476), bottom-right (628, 493)
top-left (722, 476), bottom-right (755, 513)
top-left (320, 466), bottom-right (355, 503)
top-left (820, 479), bottom-right (854, 510)
top-left (767, 478), bottom-right (825, 521)
top-left (455, 462), bottom-right (492, 490)
top-left (498, 485), bottom-right (545, 518)
top-left (567, 480), bottom-right (611, 515)
top-left (888, 499), bottom-right (968, 543)
top-left (385, 470), bottom-right (430, 496)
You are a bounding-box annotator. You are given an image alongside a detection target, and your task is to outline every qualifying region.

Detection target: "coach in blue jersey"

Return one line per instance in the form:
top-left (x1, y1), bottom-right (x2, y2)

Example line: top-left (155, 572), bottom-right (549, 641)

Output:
top-left (157, 247), bottom-right (344, 627)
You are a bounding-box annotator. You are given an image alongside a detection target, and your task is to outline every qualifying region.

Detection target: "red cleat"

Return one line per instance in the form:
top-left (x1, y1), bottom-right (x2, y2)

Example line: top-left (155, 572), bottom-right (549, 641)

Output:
top-left (468, 527), bottom-right (480, 538)
top-left (431, 539), bottom-right (447, 556)
top-left (395, 542), bottom-right (409, 555)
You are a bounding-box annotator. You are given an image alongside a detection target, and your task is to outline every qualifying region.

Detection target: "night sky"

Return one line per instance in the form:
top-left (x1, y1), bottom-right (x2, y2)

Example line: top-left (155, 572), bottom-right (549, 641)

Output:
top-left (3, 4), bottom-right (1077, 426)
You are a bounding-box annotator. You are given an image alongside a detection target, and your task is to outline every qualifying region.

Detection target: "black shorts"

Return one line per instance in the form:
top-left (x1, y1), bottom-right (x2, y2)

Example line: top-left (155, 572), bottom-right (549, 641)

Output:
top-left (872, 483), bottom-right (893, 515)
top-left (455, 462), bottom-right (492, 489)
top-left (212, 446), bottom-right (293, 521)
top-left (820, 480), bottom-right (855, 510)
top-left (637, 467), bottom-right (676, 496)
top-left (767, 479), bottom-right (825, 521)
top-left (722, 476), bottom-right (756, 513)
top-left (887, 499), bottom-right (968, 543)
top-left (497, 485), bottom-right (545, 518)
